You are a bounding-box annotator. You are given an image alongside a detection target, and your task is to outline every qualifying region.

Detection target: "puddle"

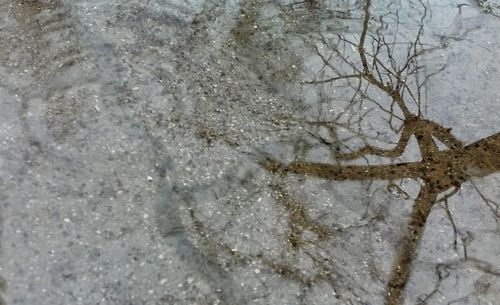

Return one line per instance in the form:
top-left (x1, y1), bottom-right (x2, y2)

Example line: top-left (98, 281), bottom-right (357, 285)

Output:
top-left (180, 0), bottom-right (500, 304)
top-left (1, 0), bottom-right (499, 304)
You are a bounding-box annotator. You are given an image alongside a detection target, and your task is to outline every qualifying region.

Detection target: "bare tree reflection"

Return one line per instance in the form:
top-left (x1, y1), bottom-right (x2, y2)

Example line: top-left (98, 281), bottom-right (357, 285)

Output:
top-left (176, 0), bottom-right (500, 304)
top-left (259, 0), bottom-right (500, 304)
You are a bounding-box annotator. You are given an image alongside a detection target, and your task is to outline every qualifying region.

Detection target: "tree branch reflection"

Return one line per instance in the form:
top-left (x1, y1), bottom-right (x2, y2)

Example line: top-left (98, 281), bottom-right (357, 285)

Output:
top-left (259, 1), bottom-right (500, 304)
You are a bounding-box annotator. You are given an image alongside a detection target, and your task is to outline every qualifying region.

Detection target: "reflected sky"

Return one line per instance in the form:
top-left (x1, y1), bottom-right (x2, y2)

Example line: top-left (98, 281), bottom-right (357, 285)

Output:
top-left (1, 1), bottom-right (499, 305)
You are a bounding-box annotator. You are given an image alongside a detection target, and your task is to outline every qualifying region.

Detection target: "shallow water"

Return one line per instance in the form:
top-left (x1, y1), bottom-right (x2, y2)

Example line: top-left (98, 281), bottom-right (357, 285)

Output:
top-left (0, 0), bottom-right (499, 304)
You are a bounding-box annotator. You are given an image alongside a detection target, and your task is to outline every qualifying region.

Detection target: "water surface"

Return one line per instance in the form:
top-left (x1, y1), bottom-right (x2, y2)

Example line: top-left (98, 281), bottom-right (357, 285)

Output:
top-left (0, 0), bottom-right (499, 304)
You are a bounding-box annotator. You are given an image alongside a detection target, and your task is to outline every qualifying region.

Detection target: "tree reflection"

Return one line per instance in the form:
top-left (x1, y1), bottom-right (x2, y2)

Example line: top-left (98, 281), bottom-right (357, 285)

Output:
top-left (260, 0), bottom-right (500, 304)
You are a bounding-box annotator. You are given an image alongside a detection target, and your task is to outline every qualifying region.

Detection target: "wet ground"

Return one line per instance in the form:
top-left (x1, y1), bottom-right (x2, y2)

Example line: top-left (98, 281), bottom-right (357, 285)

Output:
top-left (1, 0), bottom-right (499, 304)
